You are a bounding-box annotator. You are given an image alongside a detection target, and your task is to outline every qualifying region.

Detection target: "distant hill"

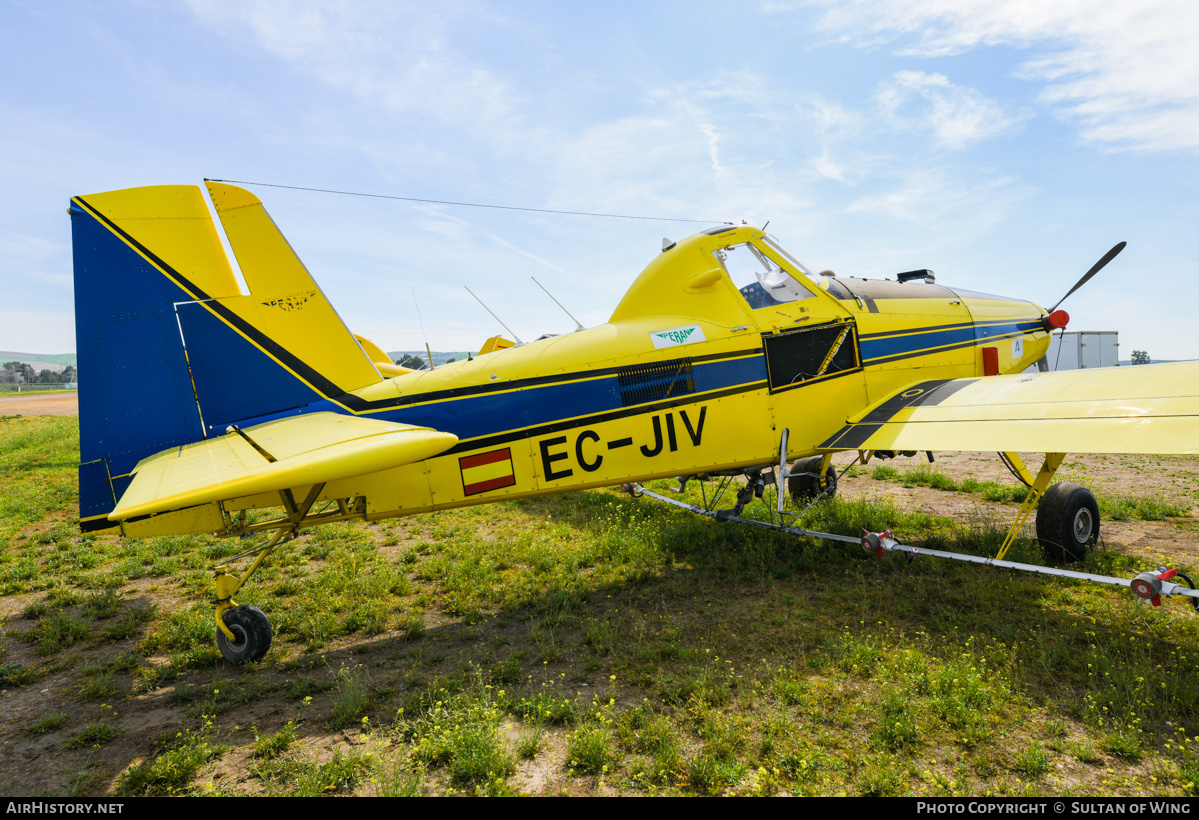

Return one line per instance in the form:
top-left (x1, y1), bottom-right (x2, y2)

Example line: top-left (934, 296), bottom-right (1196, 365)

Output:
top-left (0, 352), bottom-right (77, 372)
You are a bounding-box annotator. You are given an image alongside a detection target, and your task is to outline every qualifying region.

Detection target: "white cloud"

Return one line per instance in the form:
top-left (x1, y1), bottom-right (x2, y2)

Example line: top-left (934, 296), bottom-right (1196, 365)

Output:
top-left (486, 232), bottom-right (566, 274)
top-left (806, 97), bottom-right (860, 182)
top-left (800, 0), bottom-right (1199, 153)
top-left (184, 0), bottom-right (517, 128)
top-left (696, 120), bottom-right (724, 183)
top-left (876, 70), bottom-right (1027, 149)
top-left (845, 166), bottom-right (1029, 229)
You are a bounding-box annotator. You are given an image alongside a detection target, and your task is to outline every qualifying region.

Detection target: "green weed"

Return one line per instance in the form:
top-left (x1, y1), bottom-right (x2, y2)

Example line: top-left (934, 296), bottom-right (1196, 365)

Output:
top-left (65, 707), bottom-right (121, 750)
top-left (84, 587), bottom-right (121, 619)
top-left (1012, 746), bottom-right (1050, 776)
top-left (567, 722), bottom-right (612, 775)
top-left (871, 687), bottom-right (920, 750)
top-left (77, 671), bottom-right (119, 702)
top-left (253, 721), bottom-right (297, 760)
top-left (683, 750), bottom-right (743, 795)
top-left (404, 686), bottom-right (515, 787)
top-left (24, 713), bottom-right (68, 735)
top-left (512, 682), bottom-right (577, 725)
top-left (0, 663), bottom-right (38, 686)
top-left (1100, 495), bottom-right (1189, 521)
top-left (32, 613), bottom-right (89, 656)
top-left (117, 722), bottom-right (225, 795)
top-left (330, 665), bottom-right (374, 729)
top-left (371, 756), bottom-right (426, 797)
top-left (871, 465), bottom-right (900, 481)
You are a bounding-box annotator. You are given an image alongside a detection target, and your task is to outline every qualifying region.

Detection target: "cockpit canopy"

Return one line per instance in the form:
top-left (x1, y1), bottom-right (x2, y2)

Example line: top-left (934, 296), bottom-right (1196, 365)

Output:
top-left (712, 235), bottom-right (827, 310)
top-left (609, 226), bottom-right (839, 325)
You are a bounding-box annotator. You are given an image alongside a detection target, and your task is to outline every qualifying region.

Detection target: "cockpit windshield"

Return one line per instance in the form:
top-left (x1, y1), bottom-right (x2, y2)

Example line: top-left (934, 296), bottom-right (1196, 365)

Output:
top-left (762, 235), bottom-right (821, 284)
top-left (713, 238), bottom-right (818, 310)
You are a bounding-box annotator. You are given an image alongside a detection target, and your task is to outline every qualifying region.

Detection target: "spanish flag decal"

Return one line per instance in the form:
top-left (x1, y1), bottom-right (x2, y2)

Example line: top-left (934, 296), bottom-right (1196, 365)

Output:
top-left (459, 448), bottom-right (517, 496)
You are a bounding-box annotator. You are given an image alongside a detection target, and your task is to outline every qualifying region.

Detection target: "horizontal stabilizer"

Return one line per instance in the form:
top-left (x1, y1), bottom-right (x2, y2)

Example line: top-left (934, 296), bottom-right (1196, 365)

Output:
top-left (818, 361), bottom-right (1199, 455)
top-left (110, 413), bottom-right (458, 520)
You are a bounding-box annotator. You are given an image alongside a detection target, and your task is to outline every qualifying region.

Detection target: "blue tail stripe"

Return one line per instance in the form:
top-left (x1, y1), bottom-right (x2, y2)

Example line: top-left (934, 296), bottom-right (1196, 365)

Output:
top-left (72, 207), bottom-right (203, 462)
top-left (72, 204), bottom-right (207, 521)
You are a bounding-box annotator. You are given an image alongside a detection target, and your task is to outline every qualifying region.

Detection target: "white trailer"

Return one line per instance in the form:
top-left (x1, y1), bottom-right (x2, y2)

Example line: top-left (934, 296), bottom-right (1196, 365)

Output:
top-left (1041, 331), bottom-right (1119, 371)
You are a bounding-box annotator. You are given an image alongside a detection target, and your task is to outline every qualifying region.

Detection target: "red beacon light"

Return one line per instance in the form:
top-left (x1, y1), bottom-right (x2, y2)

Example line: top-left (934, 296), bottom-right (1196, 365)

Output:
top-left (1043, 310), bottom-right (1069, 331)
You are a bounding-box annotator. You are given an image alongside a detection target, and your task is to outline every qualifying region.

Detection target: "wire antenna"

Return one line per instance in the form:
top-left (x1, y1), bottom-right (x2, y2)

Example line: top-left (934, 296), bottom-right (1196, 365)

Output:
top-left (205, 178), bottom-right (730, 225)
top-left (531, 277), bottom-right (584, 332)
top-left (465, 287), bottom-right (524, 345)
top-left (412, 289), bottom-right (434, 370)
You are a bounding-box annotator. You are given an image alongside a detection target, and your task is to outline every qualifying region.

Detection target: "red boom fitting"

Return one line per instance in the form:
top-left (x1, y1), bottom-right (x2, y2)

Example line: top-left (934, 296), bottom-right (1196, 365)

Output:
top-left (861, 529), bottom-right (892, 558)
top-left (1131, 567), bottom-right (1178, 606)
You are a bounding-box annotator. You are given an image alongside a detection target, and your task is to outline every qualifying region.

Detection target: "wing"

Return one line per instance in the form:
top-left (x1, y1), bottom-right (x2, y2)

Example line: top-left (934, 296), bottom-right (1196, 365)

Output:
top-left (817, 361), bottom-right (1199, 455)
top-left (109, 412), bottom-right (457, 520)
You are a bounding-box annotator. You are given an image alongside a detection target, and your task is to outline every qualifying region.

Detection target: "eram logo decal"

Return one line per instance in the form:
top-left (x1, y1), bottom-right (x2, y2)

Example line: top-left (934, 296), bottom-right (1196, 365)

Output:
top-left (261, 290), bottom-right (317, 312)
top-left (650, 324), bottom-right (706, 349)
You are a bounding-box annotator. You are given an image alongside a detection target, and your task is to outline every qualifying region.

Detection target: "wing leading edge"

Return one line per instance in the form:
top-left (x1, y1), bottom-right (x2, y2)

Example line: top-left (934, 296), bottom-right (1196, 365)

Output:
top-left (110, 413), bottom-right (458, 520)
top-left (817, 361), bottom-right (1199, 455)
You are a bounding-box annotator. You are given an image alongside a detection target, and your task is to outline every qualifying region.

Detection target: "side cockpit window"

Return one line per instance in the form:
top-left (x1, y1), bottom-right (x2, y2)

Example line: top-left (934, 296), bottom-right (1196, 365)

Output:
top-left (714, 242), bottom-right (815, 309)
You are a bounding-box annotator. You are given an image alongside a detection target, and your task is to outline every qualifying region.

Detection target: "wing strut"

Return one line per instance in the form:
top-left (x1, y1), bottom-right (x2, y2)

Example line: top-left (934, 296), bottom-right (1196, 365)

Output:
top-left (994, 453), bottom-right (1064, 560)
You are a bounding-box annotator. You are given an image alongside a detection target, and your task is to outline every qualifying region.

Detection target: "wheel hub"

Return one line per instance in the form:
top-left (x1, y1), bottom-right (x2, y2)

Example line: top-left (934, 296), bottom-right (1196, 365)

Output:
top-left (1073, 508), bottom-right (1093, 542)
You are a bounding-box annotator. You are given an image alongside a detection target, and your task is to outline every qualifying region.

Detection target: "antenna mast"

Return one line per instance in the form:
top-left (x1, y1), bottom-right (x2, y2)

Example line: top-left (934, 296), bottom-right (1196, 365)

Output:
top-left (411, 289), bottom-right (434, 370)
top-left (465, 287), bottom-right (524, 345)
top-left (531, 277), bottom-right (584, 332)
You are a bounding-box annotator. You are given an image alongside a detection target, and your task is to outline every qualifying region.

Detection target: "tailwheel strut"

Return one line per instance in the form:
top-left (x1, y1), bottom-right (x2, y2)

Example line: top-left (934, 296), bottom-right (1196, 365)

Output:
top-left (211, 483), bottom-right (325, 663)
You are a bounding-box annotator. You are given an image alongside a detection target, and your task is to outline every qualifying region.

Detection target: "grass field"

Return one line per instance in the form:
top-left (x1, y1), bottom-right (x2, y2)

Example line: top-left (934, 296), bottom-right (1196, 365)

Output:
top-left (3, 414), bottom-right (1199, 796)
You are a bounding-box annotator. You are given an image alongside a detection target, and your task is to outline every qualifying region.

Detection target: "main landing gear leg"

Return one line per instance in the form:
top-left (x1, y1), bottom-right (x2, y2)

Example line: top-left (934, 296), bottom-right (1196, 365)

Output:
top-left (994, 452), bottom-right (1064, 561)
top-left (995, 453), bottom-right (1101, 564)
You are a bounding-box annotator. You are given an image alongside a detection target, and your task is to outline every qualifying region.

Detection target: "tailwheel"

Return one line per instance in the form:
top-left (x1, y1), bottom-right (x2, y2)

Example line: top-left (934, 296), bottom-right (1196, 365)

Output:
top-left (216, 605), bottom-right (273, 663)
top-left (788, 456), bottom-right (837, 504)
top-left (1036, 482), bottom-right (1099, 564)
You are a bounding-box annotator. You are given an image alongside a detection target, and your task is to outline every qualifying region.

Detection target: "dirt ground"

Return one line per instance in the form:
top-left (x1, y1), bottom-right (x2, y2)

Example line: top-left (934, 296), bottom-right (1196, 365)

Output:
top-left (0, 392), bottom-right (78, 416)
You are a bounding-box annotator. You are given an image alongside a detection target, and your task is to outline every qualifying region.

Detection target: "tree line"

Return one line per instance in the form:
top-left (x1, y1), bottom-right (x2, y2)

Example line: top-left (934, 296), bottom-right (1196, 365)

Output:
top-left (0, 361), bottom-right (77, 384)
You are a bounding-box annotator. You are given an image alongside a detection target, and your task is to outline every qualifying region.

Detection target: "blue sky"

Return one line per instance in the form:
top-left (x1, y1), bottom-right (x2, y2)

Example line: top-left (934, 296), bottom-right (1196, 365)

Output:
top-left (3, 0), bottom-right (1198, 359)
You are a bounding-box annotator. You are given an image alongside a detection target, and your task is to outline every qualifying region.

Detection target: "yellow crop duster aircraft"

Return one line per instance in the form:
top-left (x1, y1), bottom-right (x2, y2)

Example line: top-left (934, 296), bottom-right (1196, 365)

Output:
top-left (69, 182), bottom-right (1199, 663)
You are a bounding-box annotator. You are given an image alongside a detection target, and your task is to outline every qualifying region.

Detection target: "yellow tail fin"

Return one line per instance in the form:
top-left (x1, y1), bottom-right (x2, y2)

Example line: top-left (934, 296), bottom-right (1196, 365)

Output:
top-left (205, 181), bottom-right (381, 395)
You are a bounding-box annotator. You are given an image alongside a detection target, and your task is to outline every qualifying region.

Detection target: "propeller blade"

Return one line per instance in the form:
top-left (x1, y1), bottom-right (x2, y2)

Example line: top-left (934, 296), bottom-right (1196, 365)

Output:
top-left (1050, 241), bottom-right (1126, 312)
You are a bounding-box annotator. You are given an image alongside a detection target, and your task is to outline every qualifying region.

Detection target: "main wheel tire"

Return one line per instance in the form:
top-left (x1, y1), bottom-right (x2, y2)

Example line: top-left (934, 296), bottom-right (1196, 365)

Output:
top-left (216, 605), bottom-right (273, 663)
top-left (1036, 483), bottom-right (1099, 564)
top-left (788, 456), bottom-right (837, 504)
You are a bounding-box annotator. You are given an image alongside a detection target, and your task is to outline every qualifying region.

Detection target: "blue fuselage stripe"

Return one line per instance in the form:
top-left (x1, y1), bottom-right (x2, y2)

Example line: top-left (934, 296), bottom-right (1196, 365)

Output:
top-left (861, 320), bottom-right (1041, 362)
top-left (378, 354), bottom-right (768, 439)
top-left (234, 354), bottom-right (770, 444)
top-left (228, 320), bottom-right (1038, 448)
